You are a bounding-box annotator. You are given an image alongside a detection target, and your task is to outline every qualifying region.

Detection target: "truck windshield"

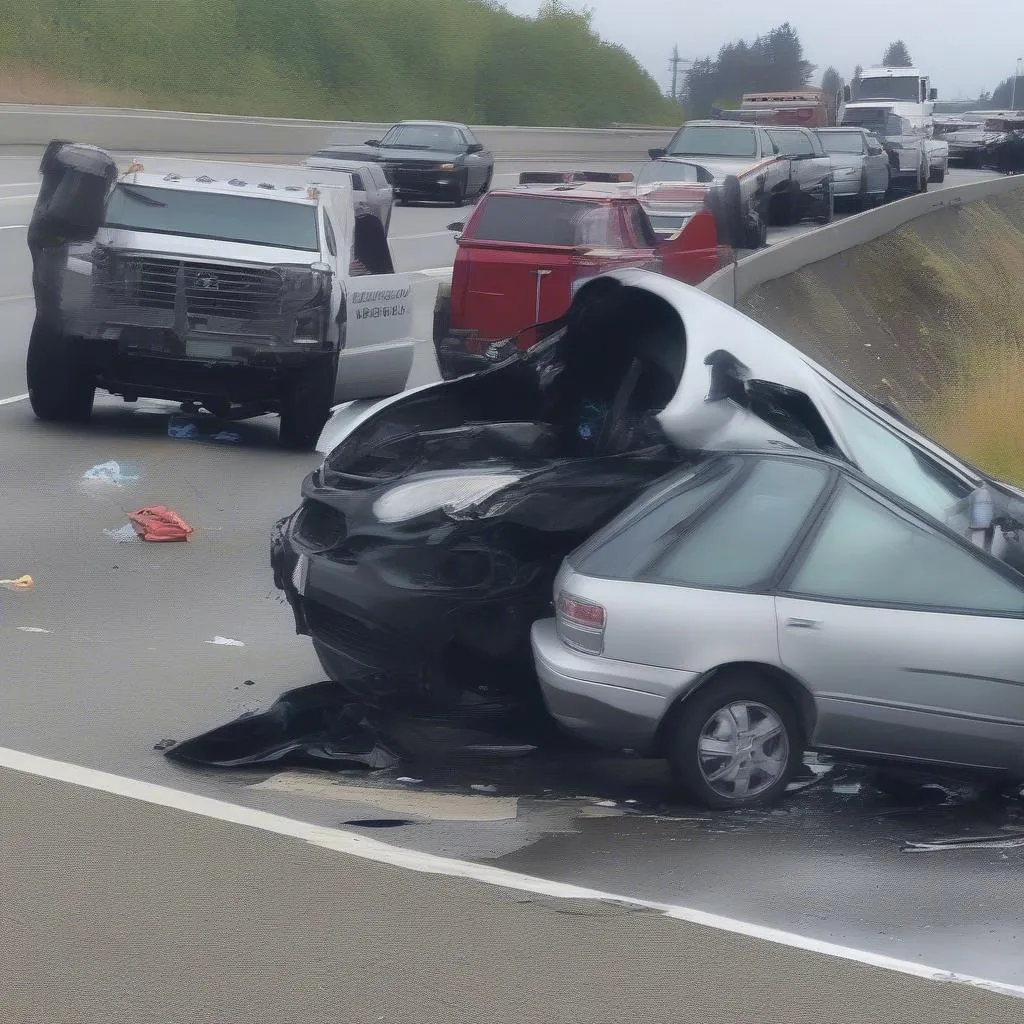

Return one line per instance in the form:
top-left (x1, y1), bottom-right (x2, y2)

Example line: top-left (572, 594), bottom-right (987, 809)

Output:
top-left (666, 126), bottom-right (758, 158)
top-left (469, 195), bottom-right (623, 247)
top-left (104, 185), bottom-right (321, 251)
top-left (380, 124), bottom-right (465, 150)
top-left (819, 132), bottom-right (865, 154)
top-left (858, 76), bottom-right (921, 102)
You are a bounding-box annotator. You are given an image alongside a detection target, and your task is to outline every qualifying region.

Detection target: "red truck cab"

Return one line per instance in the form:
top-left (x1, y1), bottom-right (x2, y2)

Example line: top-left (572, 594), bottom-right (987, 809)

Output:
top-left (437, 171), bottom-right (727, 373)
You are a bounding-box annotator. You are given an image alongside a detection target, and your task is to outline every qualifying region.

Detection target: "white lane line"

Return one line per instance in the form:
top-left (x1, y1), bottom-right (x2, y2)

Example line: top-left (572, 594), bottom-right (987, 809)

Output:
top-left (0, 224), bottom-right (27, 231)
top-left (0, 393), bottom-right (28, 406)
top-left (0, 293), bottom-right (32, 303)
top-left (0, 194), bottom-right (35, 203)
top-left (0, 742), bottom-right (1021, 1000)
top-left (0, 182), bottom-right (39, 189)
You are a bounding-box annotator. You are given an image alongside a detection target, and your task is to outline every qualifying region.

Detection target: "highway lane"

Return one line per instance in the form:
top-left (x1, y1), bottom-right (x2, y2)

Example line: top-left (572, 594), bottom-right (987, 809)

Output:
top-left (0, 147), bottom-right (1019, 997)
top-left (5, 767), bottom-right (1022, 1024)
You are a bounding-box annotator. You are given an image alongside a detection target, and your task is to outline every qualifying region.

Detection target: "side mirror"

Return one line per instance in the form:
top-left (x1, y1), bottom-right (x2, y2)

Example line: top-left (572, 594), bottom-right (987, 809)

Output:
top-left (446, 221), bottom-right (465, 233)
top-left (467, 143), bottom-right (484, 153)
top-left (648, 147), bottom-right (666, 160)
top-left (364, 139), bottom-right (381, 147)
top-left (843, 85), bottom-right (852, 103)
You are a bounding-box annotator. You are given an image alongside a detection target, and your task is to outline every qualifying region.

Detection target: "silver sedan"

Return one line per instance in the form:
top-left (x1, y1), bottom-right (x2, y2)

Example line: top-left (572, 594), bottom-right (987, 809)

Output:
top-left (814, 128), bottom-right (890, 210)
top-left (531, 448), bottom-right (1024, 809)
top-left (305, 151), bottom-right (395, 233)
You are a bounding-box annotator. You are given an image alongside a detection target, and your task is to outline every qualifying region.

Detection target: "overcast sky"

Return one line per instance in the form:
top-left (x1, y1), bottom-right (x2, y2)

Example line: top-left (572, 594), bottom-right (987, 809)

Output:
top-left (498, 0), bottom-right (1023, 101)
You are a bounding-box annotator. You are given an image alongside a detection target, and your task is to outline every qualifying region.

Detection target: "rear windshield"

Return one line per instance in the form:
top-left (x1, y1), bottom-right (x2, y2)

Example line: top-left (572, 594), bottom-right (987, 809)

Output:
top-left (666, 125), bottom-right (758, 158)
top-left (819, 132), bottom-right (865, 154)
top-left (637, 161), bottom-right (712, 185)
top-left (468, 195), bottom-right (624, 247)
top-left (104, 184), bottom-right (320, 251)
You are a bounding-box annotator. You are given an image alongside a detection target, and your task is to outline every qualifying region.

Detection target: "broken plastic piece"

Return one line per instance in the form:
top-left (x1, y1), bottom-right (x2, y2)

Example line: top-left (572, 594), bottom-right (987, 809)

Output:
top-left (103, 524), bottom-right (140, 543)
top-left (83, 460), bottom-right (139, 485)
top-left (168, 421), bottom-right (200, 439)
top-left (0, 575), bottom-right (33, 590)
top-left (206, 636), bottom-right (245, 647)
top-left (211, 431), bottom-right (241, 443)
top-left (16, 626), bottom-right (51, 634)
top-left (470, 784), bottom-right (498, 794)
top-left (129, 506), bottom-right (194, 543)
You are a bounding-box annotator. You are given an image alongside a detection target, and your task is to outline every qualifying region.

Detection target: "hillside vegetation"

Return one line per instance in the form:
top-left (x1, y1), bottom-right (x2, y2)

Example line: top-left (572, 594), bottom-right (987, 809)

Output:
top-left (739, 186), bottom-right (1024, 483)
top-left (0, 0), bottom-right (681, 126)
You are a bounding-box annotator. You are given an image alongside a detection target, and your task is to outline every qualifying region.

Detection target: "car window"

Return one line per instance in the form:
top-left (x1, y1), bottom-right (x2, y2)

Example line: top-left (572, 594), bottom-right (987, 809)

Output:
top-left (636, 161), bottom-right (713, 185)
top-left (323, 215), bottom-right (337, 257)
top-left (463, 127), bottom-right (480, 147)
top-left (666, 125), bottom-right (758, 158)
top-left (380, 123), bottom-right (465, 150)
top-left (768, 130), bottom-right (815, 157)
top-left (368, 165), bottom-right (390, 189)
top-left (350, 173), bottom-right (365, 192)
top-left (819, 132), bottom-right (867, 155)
top-left (825, 391), bottom-right (973, 524)
top-left (573, 458), bottom-right (743, 579)
top-left (470, 195), bottom-right (609, 246)
top-left (789, 483), bottom-right (1024, 615)
top-left (646, 459), bottom-right (830, 590)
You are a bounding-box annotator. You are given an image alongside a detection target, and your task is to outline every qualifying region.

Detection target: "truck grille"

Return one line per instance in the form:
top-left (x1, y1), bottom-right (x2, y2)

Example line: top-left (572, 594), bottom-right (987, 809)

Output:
top-left (98, 254), bottom-right (286, 320)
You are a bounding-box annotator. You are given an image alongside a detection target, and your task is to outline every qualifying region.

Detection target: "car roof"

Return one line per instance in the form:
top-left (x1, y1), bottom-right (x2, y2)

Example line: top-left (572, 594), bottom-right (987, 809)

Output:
top-left (394, 119), bottom-right (471, 130)
top-left (492, 184), bottom-right (636, 201)
top-left (681, 120), bottom-right (753, 128)
top-left (114, 170), bottom-right (325, 204)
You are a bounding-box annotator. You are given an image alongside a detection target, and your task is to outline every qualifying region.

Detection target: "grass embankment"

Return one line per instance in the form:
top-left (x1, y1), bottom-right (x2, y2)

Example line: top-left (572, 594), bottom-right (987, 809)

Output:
top-left (0, 0), bottom-right (682, 127)
top-left (739, 187), bottom-right (1024, 484)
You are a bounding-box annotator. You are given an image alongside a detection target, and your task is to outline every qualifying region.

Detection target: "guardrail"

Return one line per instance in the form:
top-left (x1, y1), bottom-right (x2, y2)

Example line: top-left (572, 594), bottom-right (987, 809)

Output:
top-left (698, 174), bottom-right (1024, 305)
top-left (0, 104), bottom-right (671, 160)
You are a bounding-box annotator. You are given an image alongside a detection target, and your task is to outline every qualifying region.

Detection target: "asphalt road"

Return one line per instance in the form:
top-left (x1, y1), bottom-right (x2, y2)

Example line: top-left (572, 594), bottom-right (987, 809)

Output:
top-left (1, 145), bottom-right (1020, 1012)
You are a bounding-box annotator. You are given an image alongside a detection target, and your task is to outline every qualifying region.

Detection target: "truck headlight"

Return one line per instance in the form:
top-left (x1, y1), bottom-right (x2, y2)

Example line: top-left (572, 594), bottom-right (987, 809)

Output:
top-left (372, 473), bottom-right (523, 523)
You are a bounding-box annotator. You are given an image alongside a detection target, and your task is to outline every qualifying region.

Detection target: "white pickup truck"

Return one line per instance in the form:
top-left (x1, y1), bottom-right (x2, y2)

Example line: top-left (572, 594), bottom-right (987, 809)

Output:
top-left (644, 120), bottom-right (799, 248)
top-left (841, 66), bottom-right (950, 189)
top-left (26, 142), bottom-right (438, 450)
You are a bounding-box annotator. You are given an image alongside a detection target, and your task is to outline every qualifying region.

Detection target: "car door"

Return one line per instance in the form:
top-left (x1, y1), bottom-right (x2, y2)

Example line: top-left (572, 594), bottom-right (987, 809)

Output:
top-left (767, 129), bottom-right (815, 192)
top-left (864, 134), bottom-right (889, 194)
top-left (367, 164), bottom-right (394, 233)
top-left (457, 127), bottom-right (482, 190)
top-left (776, 478), bottom-right (1024, 772)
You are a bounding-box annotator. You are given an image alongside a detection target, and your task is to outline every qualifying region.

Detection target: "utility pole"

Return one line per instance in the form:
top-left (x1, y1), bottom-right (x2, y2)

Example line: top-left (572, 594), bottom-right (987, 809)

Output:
top-left (668, 47), bottom-right (692, 101)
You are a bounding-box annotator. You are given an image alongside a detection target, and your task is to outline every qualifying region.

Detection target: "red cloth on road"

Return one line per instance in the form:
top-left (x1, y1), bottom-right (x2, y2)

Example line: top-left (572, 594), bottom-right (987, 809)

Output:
top-left (129, 506), bottom-right (194, 542)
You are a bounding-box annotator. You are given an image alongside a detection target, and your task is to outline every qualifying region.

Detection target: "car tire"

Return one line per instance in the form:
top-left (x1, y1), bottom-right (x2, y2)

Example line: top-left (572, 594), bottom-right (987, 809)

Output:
top-left (279, 365), bottom-right (333, 451)
top-left (816, 181), bottom-right (835, 224)
top-left (918, 162), bottom-right (928, 193)
top-left (718, 176), bottom-right (745, 249)
top-left (666, 671), bottom-right (803, 810)
top-left (852, 169), bottom-right (868, 211)
top-left (930, 162), bottom-right (946, 184)
top-left (450, 172), bottom-right (468, 207)
top-left (26, 319), bottom-right (95, 423)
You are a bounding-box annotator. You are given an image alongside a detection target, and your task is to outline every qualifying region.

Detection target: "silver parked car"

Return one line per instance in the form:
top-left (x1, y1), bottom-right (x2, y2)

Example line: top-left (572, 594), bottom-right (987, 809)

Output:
top-left (305, 151), bottom-right (395, 233)
top-left (531, 447), bottom-right (1024, 810)
top-left (814, 127), bottom-right (890, 210)
top-left (764, 126), bottom-right (834, 224)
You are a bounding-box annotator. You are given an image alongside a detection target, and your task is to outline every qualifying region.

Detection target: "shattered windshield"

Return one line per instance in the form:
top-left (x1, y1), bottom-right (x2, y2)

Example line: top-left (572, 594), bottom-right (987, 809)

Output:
top-left (666, 126), bottom-right (758, 158)
top-left (104, 184), bottom-right (321, 251)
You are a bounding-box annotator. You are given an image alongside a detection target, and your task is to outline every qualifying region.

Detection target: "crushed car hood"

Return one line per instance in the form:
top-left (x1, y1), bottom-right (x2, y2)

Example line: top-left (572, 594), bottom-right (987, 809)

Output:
top-left (315, 268), bottom-right (1024, 562)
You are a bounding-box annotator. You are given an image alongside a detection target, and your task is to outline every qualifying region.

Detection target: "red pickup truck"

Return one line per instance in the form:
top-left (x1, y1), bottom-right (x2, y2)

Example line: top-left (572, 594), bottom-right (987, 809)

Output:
top-left (435, 170), bottom-right (729, 376)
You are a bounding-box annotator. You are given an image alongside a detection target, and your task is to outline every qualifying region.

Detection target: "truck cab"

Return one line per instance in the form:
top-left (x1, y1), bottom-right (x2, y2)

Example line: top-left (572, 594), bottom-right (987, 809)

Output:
top-left (26, 141), bottom-right (430, 450)
top-left (842, 66), bottom-right (949, 185)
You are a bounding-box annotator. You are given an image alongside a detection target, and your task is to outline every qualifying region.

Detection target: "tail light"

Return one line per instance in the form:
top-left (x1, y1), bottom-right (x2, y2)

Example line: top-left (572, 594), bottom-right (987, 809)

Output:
top-left (556, 591), bottom-right (606, 655)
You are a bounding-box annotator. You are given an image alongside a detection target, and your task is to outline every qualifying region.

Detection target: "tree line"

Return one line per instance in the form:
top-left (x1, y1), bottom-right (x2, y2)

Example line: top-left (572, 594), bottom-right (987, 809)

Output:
top-left (1, 0), bottom-right (680, 126)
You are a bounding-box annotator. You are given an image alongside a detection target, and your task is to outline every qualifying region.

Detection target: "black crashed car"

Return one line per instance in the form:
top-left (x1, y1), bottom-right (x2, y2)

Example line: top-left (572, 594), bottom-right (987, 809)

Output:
top-left (321, 120), bottom-right (494, 206)
top-left (271, 281), bottom-right (690, 713)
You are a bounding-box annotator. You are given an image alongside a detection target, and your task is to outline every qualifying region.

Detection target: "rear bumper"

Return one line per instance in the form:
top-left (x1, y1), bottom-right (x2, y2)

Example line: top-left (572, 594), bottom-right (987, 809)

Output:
top-left (530, 619), bottom-right (692, 753)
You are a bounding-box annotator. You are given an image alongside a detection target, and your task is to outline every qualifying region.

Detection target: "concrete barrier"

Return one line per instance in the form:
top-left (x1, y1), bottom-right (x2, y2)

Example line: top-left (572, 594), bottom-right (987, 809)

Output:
top-left (698, 174), bottom-right (1024, 305)
top-left (0, 104), bottom-right (671, 161)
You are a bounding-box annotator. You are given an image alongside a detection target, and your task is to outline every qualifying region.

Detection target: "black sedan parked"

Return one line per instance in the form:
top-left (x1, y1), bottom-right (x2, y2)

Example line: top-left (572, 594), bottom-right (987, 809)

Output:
top-left (321, 120), bottom-right (494, 206)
